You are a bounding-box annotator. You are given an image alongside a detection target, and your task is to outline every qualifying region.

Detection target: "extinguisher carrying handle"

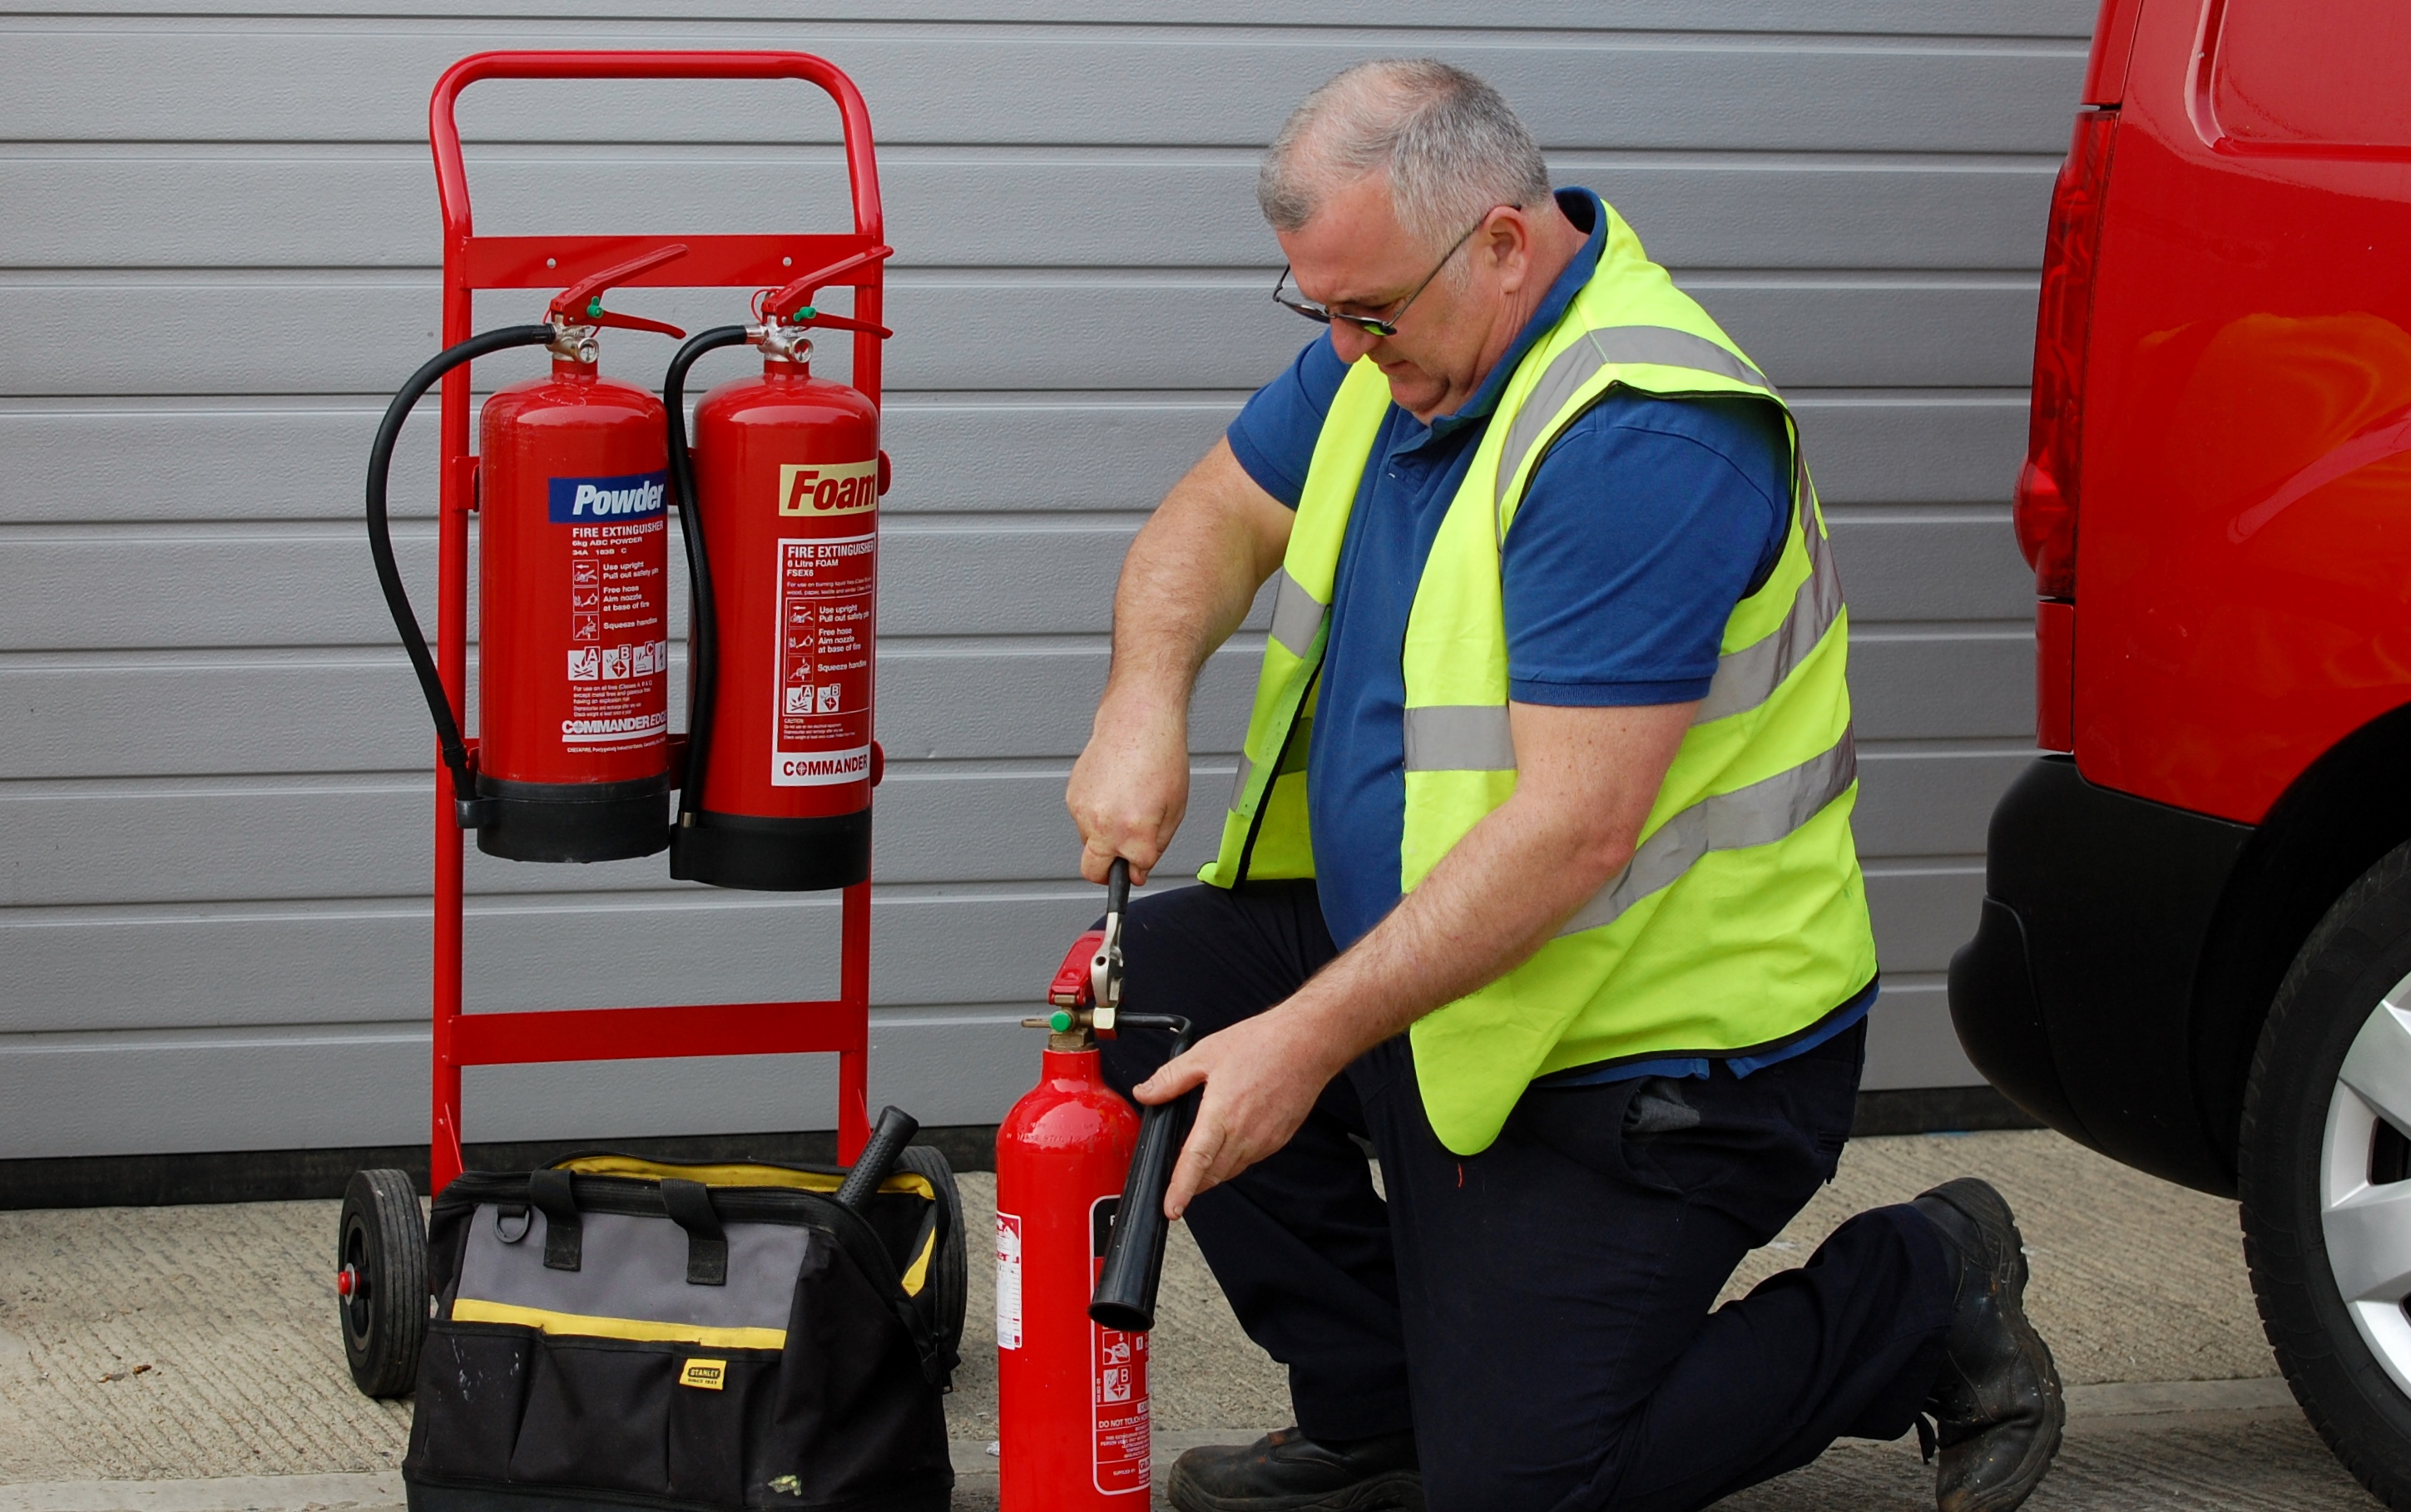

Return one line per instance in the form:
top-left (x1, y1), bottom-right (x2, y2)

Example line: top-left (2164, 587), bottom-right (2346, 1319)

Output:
top-left (661, 324), bottom-right (755, 823)
top-left (1089, 1011), bottom-right (1195, 1335)
top-left (365, 323), bottom-right (559, 823)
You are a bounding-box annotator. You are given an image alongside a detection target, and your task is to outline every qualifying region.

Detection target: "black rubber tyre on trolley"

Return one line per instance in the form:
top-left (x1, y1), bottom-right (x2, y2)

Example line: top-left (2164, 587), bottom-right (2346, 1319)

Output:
top-left (338, 1168), bottom-right (428, 1399)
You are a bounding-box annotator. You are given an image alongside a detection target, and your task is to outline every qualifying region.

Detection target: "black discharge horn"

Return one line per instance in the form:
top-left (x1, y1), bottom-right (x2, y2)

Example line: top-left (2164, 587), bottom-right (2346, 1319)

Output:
top-left (1087, 1013), bottom-right (1194, 1333)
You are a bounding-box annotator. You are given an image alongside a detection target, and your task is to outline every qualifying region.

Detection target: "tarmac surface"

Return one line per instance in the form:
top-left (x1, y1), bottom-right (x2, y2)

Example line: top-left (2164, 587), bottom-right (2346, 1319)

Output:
top-left (0, 1129), bottom-right (2383, 1510)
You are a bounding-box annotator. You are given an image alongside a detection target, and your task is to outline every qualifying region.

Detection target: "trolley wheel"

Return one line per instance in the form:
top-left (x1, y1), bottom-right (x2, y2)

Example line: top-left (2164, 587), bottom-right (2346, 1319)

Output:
top-left (337, 1168), bottom-right (428, 1399)
top-left (899, 1144), bottom-right (968, 1370)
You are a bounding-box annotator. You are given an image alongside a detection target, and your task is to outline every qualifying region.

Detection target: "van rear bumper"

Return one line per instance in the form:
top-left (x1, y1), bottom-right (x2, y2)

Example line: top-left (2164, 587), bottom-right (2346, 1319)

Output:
top-left (1947, 755), bottom-right (2253, 1195)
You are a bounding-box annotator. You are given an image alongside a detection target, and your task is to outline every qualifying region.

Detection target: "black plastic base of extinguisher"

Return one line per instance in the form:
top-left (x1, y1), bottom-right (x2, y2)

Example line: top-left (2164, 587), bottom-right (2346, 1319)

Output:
top-left (669, 808), bottom-right (870, 892)
top-left (472, 773), bottom-right (671, 864)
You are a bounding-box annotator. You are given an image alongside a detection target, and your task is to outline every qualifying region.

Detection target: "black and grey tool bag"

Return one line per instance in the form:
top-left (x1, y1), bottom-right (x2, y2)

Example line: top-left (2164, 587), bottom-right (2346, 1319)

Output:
top-left (403, 1153), bottom-right (959, 1512)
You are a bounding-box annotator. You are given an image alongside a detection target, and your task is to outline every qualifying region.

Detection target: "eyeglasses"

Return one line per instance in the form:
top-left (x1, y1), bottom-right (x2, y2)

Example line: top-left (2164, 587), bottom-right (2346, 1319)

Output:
top-left (1271, 218), bottom-right (1489, 338)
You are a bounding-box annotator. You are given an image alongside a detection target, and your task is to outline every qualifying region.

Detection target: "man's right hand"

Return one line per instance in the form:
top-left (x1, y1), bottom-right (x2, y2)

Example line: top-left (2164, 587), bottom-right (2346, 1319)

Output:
top-left (1067, 694), bottom-right (1191, 886)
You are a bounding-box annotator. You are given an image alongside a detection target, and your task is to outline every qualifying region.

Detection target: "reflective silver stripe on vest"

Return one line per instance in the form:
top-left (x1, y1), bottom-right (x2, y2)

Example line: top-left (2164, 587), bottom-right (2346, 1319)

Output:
top-left (1269, 568), bottom-right (1327, 659)
top-left (1403, 704), bottom-right (1518, 772)
top-left (1396, 512), bottom-right (1839, 773)
top-left (1695, 487), bottom-right (1844, 724)
top-left (1493, 324), bottom-right (1777, 523)
top-left (1555, 729), bottom-right (1858, 938)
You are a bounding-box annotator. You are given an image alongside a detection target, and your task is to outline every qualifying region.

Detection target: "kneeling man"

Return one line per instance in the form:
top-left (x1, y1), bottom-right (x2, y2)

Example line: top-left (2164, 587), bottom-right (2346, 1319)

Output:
top-left (1067, 57), bottom-right (2062, 1512)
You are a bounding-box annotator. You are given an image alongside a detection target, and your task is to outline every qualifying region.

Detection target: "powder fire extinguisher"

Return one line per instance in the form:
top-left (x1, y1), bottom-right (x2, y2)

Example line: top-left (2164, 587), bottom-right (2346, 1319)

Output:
top-left (660, 249), bottom-right (894, 890)
top-left (996, 861), bottom-right (1195, 1509)
top-left (366, 244), bottom-right (690, 862)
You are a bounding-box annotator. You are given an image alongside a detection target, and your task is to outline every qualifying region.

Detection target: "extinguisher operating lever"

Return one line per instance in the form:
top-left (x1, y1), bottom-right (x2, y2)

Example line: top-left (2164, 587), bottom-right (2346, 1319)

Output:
top-left (760, 245), bottom-right (894, 325)
top-left (1091, 857), bottom-right (1131, 1033)
top-left (546, 243), bottom-right (692, 338)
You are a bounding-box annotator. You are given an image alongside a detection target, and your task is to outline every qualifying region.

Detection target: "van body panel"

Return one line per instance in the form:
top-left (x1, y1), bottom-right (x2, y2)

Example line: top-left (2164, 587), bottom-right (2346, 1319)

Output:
top-left (1958, 0), bottom-right (2411, 1188)
top-left (2070, 0), bottom-right (2411, 824)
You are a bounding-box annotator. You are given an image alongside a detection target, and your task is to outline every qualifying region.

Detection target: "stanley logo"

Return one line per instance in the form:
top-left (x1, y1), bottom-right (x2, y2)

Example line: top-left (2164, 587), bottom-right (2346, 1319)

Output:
top-left (778, 459), bottom-right (879, 516)
top-left (680, 1359), bottom-right (727, 1391)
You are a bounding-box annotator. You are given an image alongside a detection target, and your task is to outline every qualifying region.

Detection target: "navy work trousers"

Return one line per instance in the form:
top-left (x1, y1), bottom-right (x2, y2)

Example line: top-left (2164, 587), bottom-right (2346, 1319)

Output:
top-left (1097, 880), bottom-right (1957, 1512)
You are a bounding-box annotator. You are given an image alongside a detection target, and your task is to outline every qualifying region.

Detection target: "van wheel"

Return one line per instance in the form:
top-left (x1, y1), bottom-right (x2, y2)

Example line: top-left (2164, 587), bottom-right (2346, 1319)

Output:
top-left (2243, 838), bottom-right (2411, 1507)
top-left (337, 1169), bottom-right (428, 1399)
top-left (899, 1144), bottom-right (968, 1376)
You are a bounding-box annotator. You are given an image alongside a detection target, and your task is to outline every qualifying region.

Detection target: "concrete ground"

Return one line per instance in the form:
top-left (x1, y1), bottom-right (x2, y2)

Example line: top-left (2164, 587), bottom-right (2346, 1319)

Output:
top-left (0, 1129), bottom-right (2382, 1510)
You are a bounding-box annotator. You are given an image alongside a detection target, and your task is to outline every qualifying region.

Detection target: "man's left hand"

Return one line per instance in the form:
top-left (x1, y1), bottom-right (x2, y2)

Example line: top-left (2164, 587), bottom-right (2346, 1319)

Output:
top-left (1133, 1006), bottom-right (1345, 1218)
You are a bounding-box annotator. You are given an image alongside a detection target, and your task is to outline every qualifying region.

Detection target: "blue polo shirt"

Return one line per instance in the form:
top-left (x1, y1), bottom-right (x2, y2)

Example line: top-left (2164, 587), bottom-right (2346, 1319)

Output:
top-left (1225, 187), bottom-right (1874, 1080)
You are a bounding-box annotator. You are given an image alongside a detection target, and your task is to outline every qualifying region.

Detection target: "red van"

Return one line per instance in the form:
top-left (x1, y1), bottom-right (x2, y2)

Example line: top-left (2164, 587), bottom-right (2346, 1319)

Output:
top-left (1948, 0), bottom-right (2411, 1494)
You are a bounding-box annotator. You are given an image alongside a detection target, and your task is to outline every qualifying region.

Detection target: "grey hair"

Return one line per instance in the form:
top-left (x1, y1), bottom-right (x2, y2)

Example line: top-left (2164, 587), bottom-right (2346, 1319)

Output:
top-left (1258, 59), bottom-right (1552, 251)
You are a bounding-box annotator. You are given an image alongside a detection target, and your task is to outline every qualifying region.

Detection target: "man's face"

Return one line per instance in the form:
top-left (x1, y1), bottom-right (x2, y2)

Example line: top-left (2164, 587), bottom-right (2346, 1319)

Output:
top-left (1274, 173), bottom-right (1508, 422)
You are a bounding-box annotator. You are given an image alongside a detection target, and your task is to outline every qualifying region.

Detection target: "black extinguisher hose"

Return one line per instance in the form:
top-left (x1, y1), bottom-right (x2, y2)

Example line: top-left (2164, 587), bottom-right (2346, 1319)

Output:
top-left (662, 325), bottom-right (753, 823)
top-left (364, 324), bottom-right (556, 821)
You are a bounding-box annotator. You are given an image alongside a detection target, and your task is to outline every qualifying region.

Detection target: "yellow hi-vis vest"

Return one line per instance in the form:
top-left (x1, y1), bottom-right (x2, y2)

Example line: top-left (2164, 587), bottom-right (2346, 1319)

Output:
top-left (1199, 202), bottom-right (1877, 1154)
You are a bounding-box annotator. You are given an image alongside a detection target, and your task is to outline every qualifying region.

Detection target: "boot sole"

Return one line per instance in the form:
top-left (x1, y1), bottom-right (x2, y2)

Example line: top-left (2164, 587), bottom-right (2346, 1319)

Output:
top-left (1928, 1178), bottom-right (2067, 1512)
top-left (1166, 1466), bottom-right (1424, 1512)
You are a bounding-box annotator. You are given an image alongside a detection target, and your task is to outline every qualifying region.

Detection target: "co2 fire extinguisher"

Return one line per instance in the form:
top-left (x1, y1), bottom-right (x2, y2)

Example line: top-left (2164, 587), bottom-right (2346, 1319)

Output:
top-left (996, 861), bottom-right (1195, 1510)
top-left (661, 247), bottom-right (894, 890)
top-left (366, 244), bottom-right (689, 862)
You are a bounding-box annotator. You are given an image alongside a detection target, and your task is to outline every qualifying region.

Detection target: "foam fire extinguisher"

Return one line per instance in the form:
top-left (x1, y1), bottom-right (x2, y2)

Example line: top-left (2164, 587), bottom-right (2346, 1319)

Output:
top-left (366, 243), bottom-right (690, 862)
top-left (661, 248), bottom-right (894, 890)
top-left (996, 861), bottom-right (1194, 1509)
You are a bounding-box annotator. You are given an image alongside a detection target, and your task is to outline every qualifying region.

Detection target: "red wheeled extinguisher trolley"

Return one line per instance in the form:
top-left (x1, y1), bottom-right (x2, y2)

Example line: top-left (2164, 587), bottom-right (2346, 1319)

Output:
top-left (334, 50), bottom-right (963, 1401)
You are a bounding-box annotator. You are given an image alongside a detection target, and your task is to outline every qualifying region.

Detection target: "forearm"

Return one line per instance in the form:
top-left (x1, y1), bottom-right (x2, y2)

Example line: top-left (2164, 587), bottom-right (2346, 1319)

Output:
top-left (1136, 699), bottom-right (1696, 1212)
top-left (1274, 781), bottom-right (1631, 1080)
top-left (1244, 699), bottom-right (1699, 1078)
top-left (1068, 438), bottom-right (1292, 883)
top-left (1096, 438), bottom-right (1290, 722)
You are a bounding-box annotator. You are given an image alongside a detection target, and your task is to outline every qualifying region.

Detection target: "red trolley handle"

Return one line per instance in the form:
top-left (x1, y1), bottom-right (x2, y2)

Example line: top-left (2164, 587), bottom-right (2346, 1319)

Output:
top-left (428, 51), bottom-right (884, 254)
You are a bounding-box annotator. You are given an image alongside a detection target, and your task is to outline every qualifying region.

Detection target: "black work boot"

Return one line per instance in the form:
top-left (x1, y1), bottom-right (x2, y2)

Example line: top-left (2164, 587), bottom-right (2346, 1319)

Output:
top-left (1910, 1178), bottom-right (2065, 1512)
top-left (1166, 1427), bottom-right (1422, 1512)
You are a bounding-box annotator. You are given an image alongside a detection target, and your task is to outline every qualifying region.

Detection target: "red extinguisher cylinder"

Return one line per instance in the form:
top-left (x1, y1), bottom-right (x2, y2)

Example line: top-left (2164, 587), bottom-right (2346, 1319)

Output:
top-left (474, 353), bottom-right (672, 862)
top-left (997, 1045), bottom-right (1151, 1510)
top-left (670, 344), bottom-right (880, 891)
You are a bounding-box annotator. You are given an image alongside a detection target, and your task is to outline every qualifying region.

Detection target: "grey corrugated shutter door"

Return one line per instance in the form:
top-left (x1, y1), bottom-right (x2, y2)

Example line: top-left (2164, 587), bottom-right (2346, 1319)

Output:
top-left (0, 1), bottom-right (2090, 1159)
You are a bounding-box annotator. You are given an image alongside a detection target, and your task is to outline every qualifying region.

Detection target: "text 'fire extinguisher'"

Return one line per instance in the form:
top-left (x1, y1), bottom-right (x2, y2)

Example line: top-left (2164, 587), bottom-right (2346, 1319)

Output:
top-left (364, 243), bottom-right (894, 887)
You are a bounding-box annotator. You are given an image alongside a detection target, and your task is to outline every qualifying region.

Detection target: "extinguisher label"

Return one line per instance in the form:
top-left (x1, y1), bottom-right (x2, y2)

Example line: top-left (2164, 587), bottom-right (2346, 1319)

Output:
top-left (1093, 1321), bottom-right (1150, 1493)
top-left (547, 470), bottom-right (667, 524)
top-left (1091, 1195), bottom-right (1151, 1495)
top-left (557, 477), bottom-right (669, 751)
top-left (777, 459), bottom-right (879, 516)
top-left (994, 1212), bottom-right (1024, 1350)
top-left (771, 531), bottom-right (876, 785)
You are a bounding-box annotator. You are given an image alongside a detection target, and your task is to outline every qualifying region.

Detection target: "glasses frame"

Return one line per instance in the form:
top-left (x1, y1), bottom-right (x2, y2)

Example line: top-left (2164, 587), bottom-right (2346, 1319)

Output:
top-left (1271, 215), bottom-right (1493, 338)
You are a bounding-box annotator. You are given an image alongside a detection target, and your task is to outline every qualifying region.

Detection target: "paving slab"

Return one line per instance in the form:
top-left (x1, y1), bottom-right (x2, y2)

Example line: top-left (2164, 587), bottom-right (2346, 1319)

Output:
top-left (0, 1129), bottom-right (2373, 1509)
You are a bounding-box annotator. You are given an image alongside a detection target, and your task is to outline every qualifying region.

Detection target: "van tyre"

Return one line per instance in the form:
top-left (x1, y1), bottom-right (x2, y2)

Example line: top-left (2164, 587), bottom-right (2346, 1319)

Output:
top-left (2242, 838), bottom-right (2411, 1508)
top-left (338, 1168), bottom-right (428, 1399)
top-left (899, 1144), bottom-right (968, 1373)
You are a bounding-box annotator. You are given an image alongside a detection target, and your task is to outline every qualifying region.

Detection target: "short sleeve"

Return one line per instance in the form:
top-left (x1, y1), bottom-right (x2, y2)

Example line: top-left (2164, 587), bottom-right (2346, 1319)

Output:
top-left (1225, 336), bottom-right (1354, 510)
top-left (1501, 394), bottom-right (1792, 707)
